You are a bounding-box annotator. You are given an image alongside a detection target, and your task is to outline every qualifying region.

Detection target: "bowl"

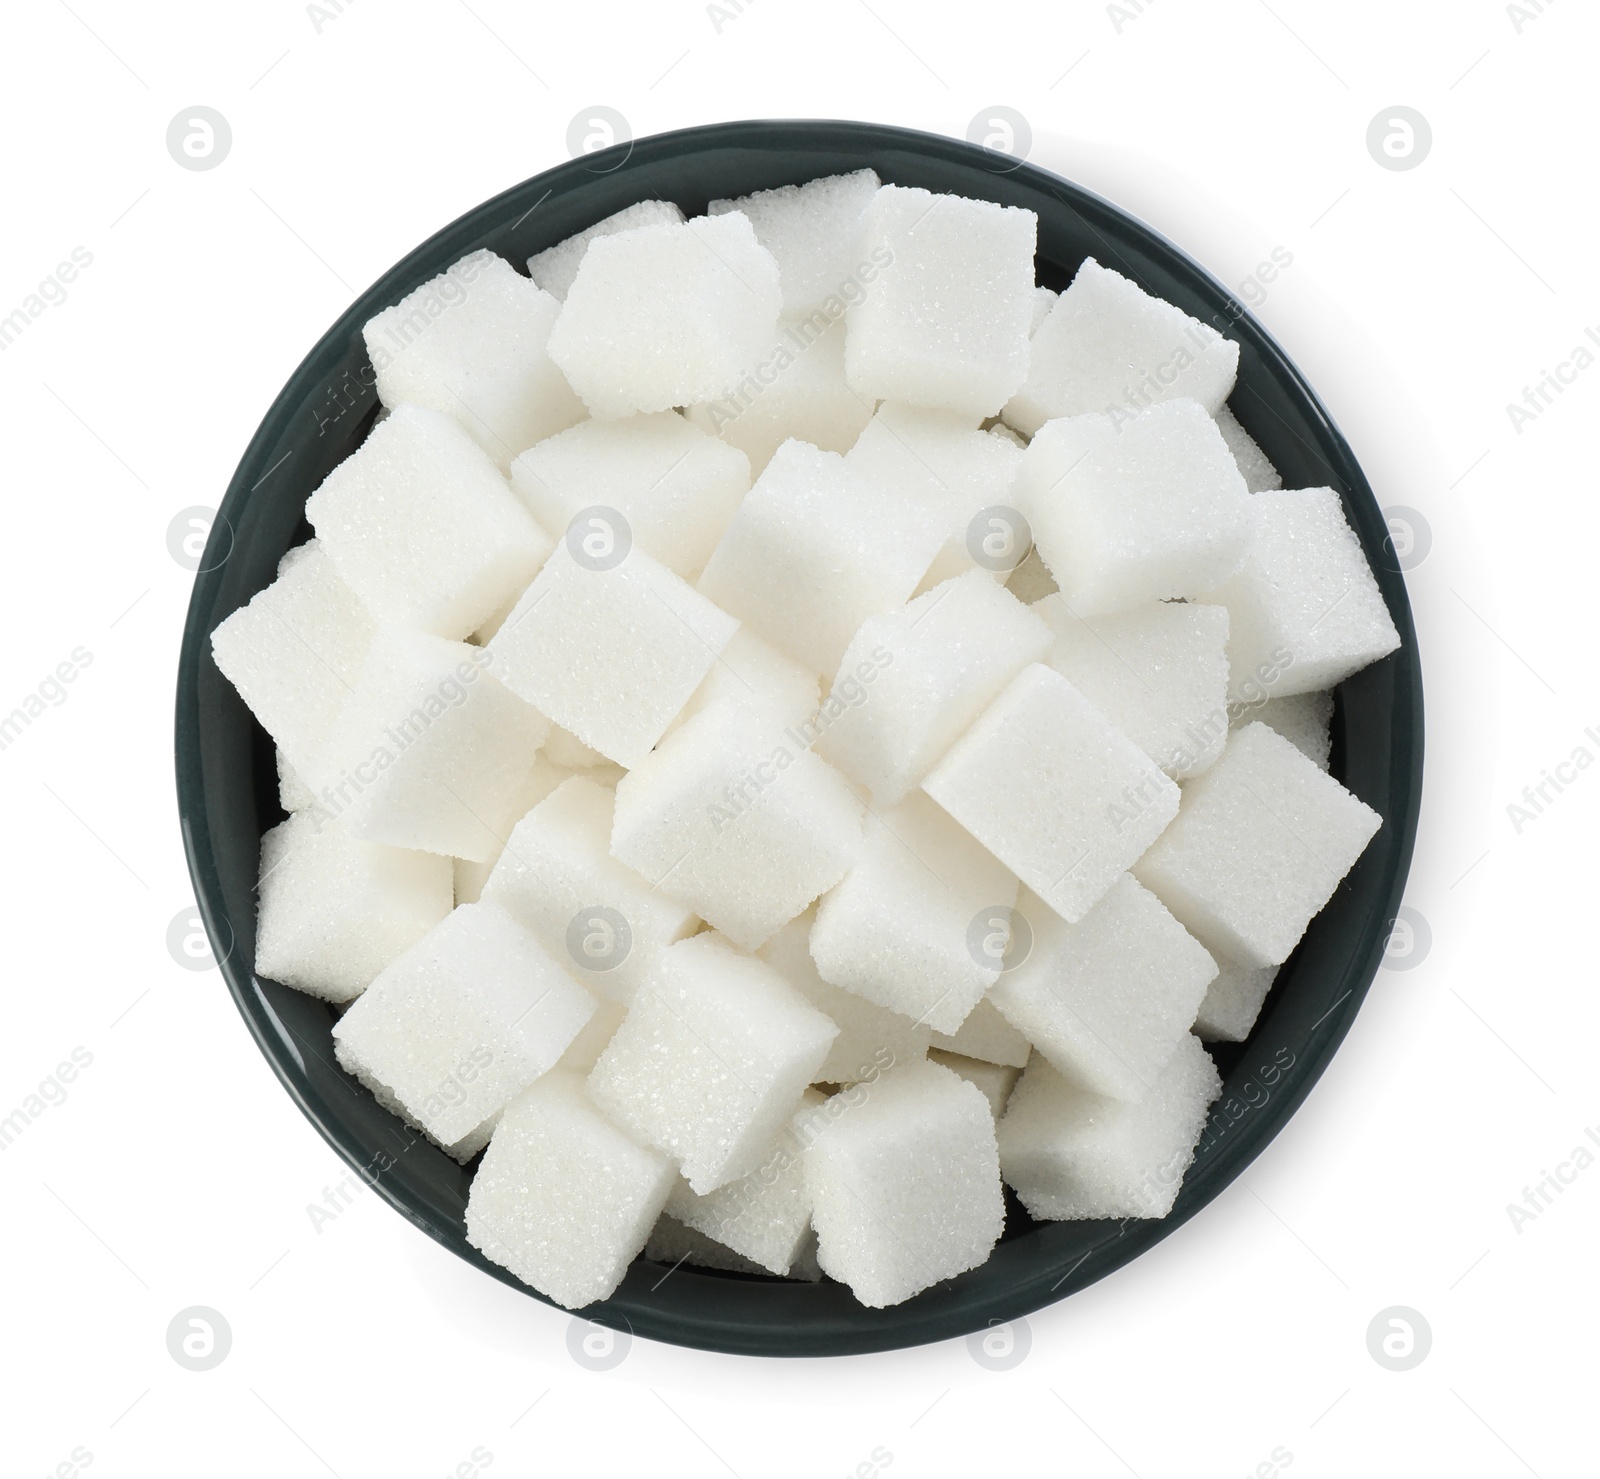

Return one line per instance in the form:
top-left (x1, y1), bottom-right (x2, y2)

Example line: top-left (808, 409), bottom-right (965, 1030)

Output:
top-left (175, 118), bottom-right (1423, 1357)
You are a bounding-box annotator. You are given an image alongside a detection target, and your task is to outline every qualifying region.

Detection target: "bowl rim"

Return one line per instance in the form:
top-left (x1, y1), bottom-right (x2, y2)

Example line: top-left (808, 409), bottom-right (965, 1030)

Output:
top-left (175, 117), bottom-right (1423, 1357)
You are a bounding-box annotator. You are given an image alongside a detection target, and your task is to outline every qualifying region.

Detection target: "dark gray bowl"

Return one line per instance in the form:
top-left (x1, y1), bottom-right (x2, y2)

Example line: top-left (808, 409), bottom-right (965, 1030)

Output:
top-left (175, 119), bottom-right (1423, 1357)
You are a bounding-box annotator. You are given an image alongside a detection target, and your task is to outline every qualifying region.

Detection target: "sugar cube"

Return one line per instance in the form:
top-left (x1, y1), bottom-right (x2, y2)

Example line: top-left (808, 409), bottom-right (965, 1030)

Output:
top-left (466, 1071), bottom-right (674, 1308)
top-left (844, 402), bottom-right (1024, 585)
top-left (1232, 689), bottom-right (1334, 770)
top-left (1037, 598), bottom-right (1231, 778)
top-left (588, 933), bottom-right (838, 1193)
top-left (509, 412), bottom-right (750, 582)
top-left (482, 775), bottom-right (698, 1002)
top-left (313, 628), bottom-right (546, 860)
top-left (989, 879), bottom-right (1215, 1101)
top-left (486, 538), bottom-right (738, 768)
top-left (255, 810), bottom-right (452, 1003)
top-left (452, 752), bottom-right (572, 904)
top-left (277, 748), bottom-right (314, 813)
top-left (1030, 285), bottom-right (1058, 334)
top-left (708, 169), bottom-right (881, 317)
top-left (845, 186), bottom-right (1036, 419)
top-left (697, 439), bottom-right (932, 677)
top-left (816, 570), bottom-right (1053, 805)
top-left (1003, 257), bottom-right (1239, 435)
top-left (644, 1214), bottom-right (770, 1276)
top-left (556, 996), bottom-right (627, 1074)
top-left (1134, 722), bottom-right (1382, 968)
top-left (304, 403), bottom-right (552, 640)
top-left (664, 1088), bottom-right (826, 1273)
top-left (673, 627), bottom-right (822, 733)
top-left (353, 1069), bottom-right (499, 1163)
top-left (611, 705), bottom-right (864, 950)
top-left (805, 1059), bottom-right (1004, 1307)
top-left (923, 664), bottom-right (1179, 923)
top-left (757, 910), bottom-right (932, 1084)
top-left (363, 250), bottom-right (585, 469)
top-left (997, 1033), bottom-right (1221, 1219)
top-left (332, 900), bottom-right (597, 1147)
top-left (1203, 488), bottom-right (1400, 701)
top-left (928, 996), bottom-right (1031, 1069)
top-left (547, 213), bottom-right (782, 419)
top-left (540, 723), bottom-right (610, 771)
top-left (1214, 404), bottom-right (1282, 492)
top-left (210, 540), bottom-right (376, 781)
top-left (927, 1050), bottom-right (1020, 1120)
top-left (1016, 398), bottom-right (1255, 616)
top-left (809, 791), bottom-right (1020, 1035)
top-left (527, 199), bottom-right (686, 301)
top-left (1193, 954), bottom-right (1280, 1042)
top-left (686, 314), bottom-right (874, 476)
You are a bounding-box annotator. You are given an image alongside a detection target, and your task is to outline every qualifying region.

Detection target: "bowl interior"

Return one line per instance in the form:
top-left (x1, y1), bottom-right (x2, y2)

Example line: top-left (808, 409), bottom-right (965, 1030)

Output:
top-left (176, 119), bottom-right (1422, 1357)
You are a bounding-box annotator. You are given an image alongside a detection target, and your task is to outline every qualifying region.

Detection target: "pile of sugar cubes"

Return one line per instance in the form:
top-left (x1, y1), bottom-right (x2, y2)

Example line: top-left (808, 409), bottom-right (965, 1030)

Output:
top-left (213, 169), bottom-right (1401, 1312)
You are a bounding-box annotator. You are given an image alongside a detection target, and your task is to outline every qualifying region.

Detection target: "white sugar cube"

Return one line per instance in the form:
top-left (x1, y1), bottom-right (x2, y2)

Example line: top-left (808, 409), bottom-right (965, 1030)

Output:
top-left (686, 314), bottom-right (874, 476)
top-left (1193, 954), bottom-right (1280, 1042)
top-left (845, 186), bottom-right (1036, 419)
top-left (527, 199), bottom-right (686, 300)
top-left (466, 1071), bottom-right (674, 1308)
top-left (486, 539), bottom-right (738, 768)
top-left (332, 900), bottom-right (597, 1146)
top-left (509, 412), bottom-right (750, 581)
top-left (1233, 689), bottom-right (1334, 770)
top-left (1214, 404), bottom-right (1282, 492)
top-left (255, 810), bottom-right (452, 1003)
top-left (708, 169), bottom-right (881, 317)
top-left (540, 723), bottom-right (610, 771)
top-left (1017, 399), bottom-right (1255, 616)
top-left (758, 910), bottom-right (932, 1084)
top-left (211, 541), bottom-right (376, 781)
top-left (923, 664), bottom-right (1179, 923)
top-left (697, 439), bottom-right (932, 677)
top-left (1203, 488), bottom-right (1400, 702)
top-left (816, 570), bottom-right (1053, 805)
top-left (1004, 257), bottom-right (1239, 435)
top-left (1038, 599), bottom-right (1231, 778)
top-left (927, 1050), bottom-right (1020, 1120)
top-left (453, 751), bottom-right (573, 904)
top-left (997, 1033), bottom-right (1221, 1219)
top-left (313, 629), bottom-right (547, 861)
top-left (665, 1088), bottom-right (826, 1274)
top-left (644, 1214), bottom-right (770, 1276)
top-left (805, 1059), bottom-right (1004, 1307)
top-left (363, 250), bottom-right (585, 469)
top-left (547, 213), bottom-right (782, 419)
top-left (929, 997), bottom-right (1032, 1069)
top-left (985, 420), bottom-right (1028, 453)
top-left (556, 996), bottom-right (627, 1074)
top-left (588, 934), bottom-right (838, 1193)
top-left (809, 791), bottom-right (1019, 1035)
top-left (277, 748), bottom-right (314, 813)
top-left (1134, 722), bottom-right (1381, 968)
top-left (989, 879), bottom-right (1215, 1102)
top-left (482, 775), bottom-right (697, 1002)
top-left (355, 1071), bottom-right (499, 1163)
top-left (611, 705), bottom-right (864, 950)
top-left (1030, 285), bottom-right (1058, 333)
top-left (844, 402), bottom-right (1024, 586)
top-left (304, 403), bottom-right (552, 639)
top-left (674, 627), bottom-right (822, 733)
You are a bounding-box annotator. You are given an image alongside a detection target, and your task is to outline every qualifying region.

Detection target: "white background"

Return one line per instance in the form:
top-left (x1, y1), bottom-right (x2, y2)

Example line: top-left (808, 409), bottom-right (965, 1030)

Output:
top-left (1, 1), bottom-right (1594, 1474)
